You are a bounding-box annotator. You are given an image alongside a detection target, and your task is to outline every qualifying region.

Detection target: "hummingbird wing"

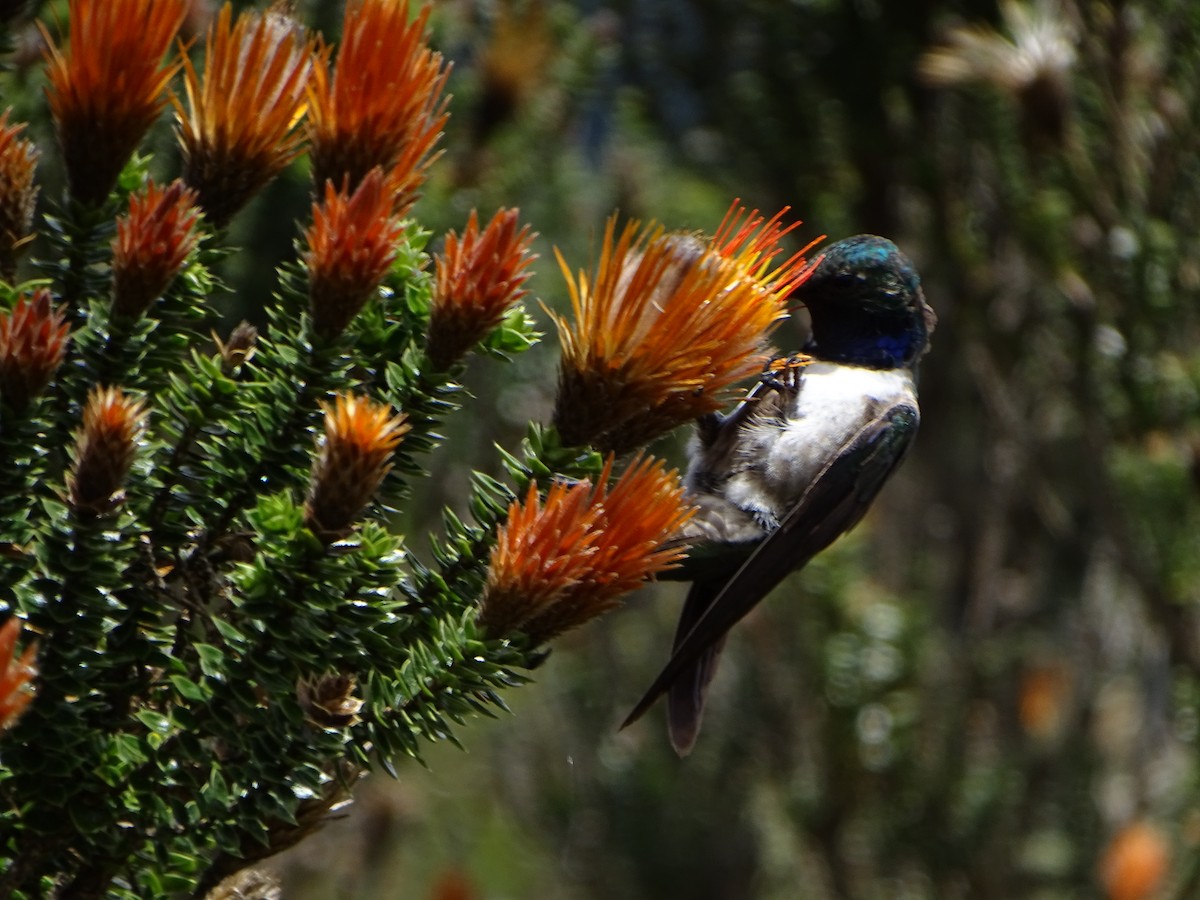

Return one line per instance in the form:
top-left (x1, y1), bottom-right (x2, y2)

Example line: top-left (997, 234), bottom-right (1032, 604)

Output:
top-left (622, 400), bottom-right (920, 744)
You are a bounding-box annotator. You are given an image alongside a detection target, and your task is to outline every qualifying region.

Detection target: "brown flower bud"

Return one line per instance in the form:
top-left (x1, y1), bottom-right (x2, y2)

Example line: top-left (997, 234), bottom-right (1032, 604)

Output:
top-left (0, 109), bottom-right (39, 281)
top-left (213, 321), bottom-right (258, 374)
top-left (297, 672), bottom-right (363, 729)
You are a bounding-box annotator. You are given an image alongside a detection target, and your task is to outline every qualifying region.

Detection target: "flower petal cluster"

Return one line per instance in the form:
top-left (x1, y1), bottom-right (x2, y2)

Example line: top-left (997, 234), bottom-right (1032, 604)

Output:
top-left (305, 393), bottom-right (410, 541)
top-left (42, 0), bottom-right (188, 206)
top-left (479, 455), bottom-right (695, 644)
top-left (307, 0), bottom-right (450, 213)
top-left (0, 289), bottom-right (69, 412)
top-left (0, 109), bottom-right (39, 280)
top-left (111, 179), bottom-right (201, 319)
top-left (175, 3), bottom-right (320, 226)
top-left (426, 208), bottom-right (536, 370)
top-left (304, 167), bottom-right (407, 339)
top-left (551, 202), bottom-right (818, 453)
top-left (919, 1), bottom-right (1077, 147)
top-left (68, 386), bottom-right (147, 515)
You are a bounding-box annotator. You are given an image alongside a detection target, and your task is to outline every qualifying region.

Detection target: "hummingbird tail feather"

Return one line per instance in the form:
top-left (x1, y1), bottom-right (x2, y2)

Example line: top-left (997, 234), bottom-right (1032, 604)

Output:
top-left (665, 579), bottom-right (727, 757)
top-left (667, 637), bottom-right (726, 757)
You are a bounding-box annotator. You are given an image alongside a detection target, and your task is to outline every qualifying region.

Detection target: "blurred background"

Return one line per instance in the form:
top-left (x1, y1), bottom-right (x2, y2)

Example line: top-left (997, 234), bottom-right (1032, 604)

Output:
top-left (13, 0), bottom-right (1200, 896)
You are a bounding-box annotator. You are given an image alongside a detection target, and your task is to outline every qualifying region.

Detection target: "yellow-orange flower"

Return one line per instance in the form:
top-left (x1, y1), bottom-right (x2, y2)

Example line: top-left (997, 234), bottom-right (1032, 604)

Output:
top-left (479, 454), bottom-right (695, 644)
top-left (304, 167), bottom-right (407, 339)
top-left (1017, 661), bottom-right (1071, 740)
top-left (1100, 821), bottom-right (1170, 900)
top-left (0, 288), bottom-right (69, 412)
top-left (42, 0), bottom-right (188, 206)
top-left (426, 208), bottom-right (535, 370)
top-left (0, 109), bottom-right (39, 280)
top-left (68, 386), bottom-right (148, 515)
top-left (550, 202), bottom-right (819, 453)
top-left (175, 3), bottom-right (319, 226)
top-left (0, 617), bottom-right (37, 734)
top-left (305, 393), bottom-right (410, 541)
top-left (111, 179), bottom-right (201, 319)
top-left (307, 0), bottom-right (450, 213)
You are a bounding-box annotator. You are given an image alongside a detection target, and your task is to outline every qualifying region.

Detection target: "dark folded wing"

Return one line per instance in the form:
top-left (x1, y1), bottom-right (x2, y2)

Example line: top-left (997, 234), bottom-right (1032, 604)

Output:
top-left (622, 401), bottom-right (919, 733)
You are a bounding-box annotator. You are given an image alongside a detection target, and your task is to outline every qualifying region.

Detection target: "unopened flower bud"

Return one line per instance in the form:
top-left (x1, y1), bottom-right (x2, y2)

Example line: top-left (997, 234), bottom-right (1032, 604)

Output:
top-left (305, 394), bottom-right (409, 541)
top-left (68, 386), bottom-right (147, 515)
top-left (111, 179), bottom-right (201, 319)
top-left (426, 208), bottom-right (536, 370)
top-left (0, 289), bottom-right (69, 411)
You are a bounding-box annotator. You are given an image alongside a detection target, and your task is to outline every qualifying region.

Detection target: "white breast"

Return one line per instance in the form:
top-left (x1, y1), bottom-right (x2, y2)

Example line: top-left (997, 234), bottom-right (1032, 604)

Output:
top-left (724, 363), bottom-right (916, 520)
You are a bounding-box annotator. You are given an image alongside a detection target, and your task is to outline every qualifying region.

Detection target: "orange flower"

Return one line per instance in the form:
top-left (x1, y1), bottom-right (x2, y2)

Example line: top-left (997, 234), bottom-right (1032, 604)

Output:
top-left (1100, 821), bottom-right (1170, 900)
top-left (42, 0), bottom-right (188, 206)
top-left (1017, 662), bottom-right (1071, 740)
top-left (426, 208), bottom-right (536, 370)
top-left (175, 3), bottom-right (319, 226)
top-left (550, 202), bottom-right (818, 453)
top-left (304, 167), bottom-right (406, 339)
top-left (0, 109), bottom-right (39, 280)
top-left (0, 288), bottom-right (70, 411)
top-left (479, 455), bottom-right (695, 644)
top-left (305, 393), bottom-right (410, 541)
top-left (68, 386), bottom-right (147, 514)
top-left (0, 617), bottom-right (37, 734)
top-left (307, 0), bottom-right (450, 212)
top-left (111, 179), bottom-right (201, 319)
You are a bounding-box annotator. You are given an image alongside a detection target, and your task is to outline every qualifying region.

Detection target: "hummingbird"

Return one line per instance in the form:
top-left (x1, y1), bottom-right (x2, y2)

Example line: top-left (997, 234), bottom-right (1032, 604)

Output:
top-left (622, 234), bottom-right (936, 756)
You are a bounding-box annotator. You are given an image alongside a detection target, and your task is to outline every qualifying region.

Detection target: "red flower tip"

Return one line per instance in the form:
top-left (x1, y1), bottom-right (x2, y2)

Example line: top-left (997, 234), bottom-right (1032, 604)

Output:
top-left (426, 207), bottom-right (536, 369)
top-left (479, 454), bottom-right (695, 644)
top-left (42, 0), bottom-right (188, 206)
top-left (0, 617), bottom-right (37, 734)
top-left (304, 167), bottom-right (407, 339)
top-left (307, 0), bottom-right (450, 213)
top-left (111, 179), bottom-right (202, 319)
top-left (0, 288), bottom-right (70, 412)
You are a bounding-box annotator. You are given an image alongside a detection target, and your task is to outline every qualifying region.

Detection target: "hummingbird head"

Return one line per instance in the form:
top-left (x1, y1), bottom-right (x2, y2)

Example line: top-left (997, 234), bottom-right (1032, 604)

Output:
top-left (795, 235), bottom-right (936, 369)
